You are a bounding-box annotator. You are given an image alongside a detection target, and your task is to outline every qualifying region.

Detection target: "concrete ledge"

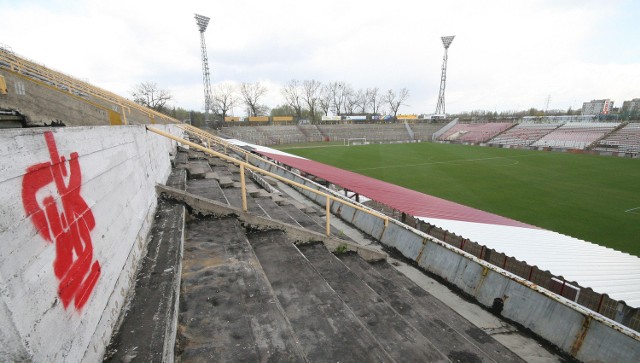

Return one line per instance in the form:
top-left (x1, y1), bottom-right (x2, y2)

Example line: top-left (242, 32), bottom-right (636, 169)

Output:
top-left (156, 185), bottom-right (387, 263)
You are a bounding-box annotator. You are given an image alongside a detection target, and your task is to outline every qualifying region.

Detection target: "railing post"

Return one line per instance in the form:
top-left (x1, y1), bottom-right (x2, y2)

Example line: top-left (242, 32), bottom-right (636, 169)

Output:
top-left (326, 196), bottom-right (331, 236)
top-left (240, 164), bottom-right (248, 212)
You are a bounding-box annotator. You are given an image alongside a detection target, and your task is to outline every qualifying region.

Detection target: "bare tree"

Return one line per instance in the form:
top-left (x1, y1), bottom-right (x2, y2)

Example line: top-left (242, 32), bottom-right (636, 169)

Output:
top-left (213, 82), bottom-right (239, 121)
top-left (281, 80), bottom-right (304, 119)
top-left (367, 87), bottom-right (383, 115)
top-left (302, 79), bottom-right (322, 122)
top-left (385, 88), bottom-right (410, 120)
top-left (328, 81), bottom-right (346, 115)
top-left (343, 85), bottom-right (358, 115)
top-left (318, 85), bottom-right (332, 116)
top-left (132, 81), bottom-right (173, 112)
top-left (239, 82), bottom-right (268, 116)
top-left (354, 88), bottom-right (368, 114)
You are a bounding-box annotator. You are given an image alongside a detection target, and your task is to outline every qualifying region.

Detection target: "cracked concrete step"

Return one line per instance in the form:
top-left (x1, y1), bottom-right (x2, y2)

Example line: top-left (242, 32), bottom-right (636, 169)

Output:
top-left (204, 171), bottom-right (219, 180)
top-left (253, 197), bottom-right (303, 227)
top-left (278, 204), bottom-right (327, 235)
top-left (262, 175), bottom-right (279, 186)
top-left (298, 243), bottom-right (449, 362)
top-left (186, 178), bottom-right (229, 206)
top-left (271, 194), bottom-right (288, 206)
top-left (217, 176), bottom-right (234, 188)
top-left (174, 150), bottom-right (189, 168)
top-left (167, 168), bottom-right (187, 191)
top-left (338, 253), bottom-right (525, 363)
top-left (248, 230), bottom-right (394, 362)
top-left (186, 160), bottom-right (212, 179)
top-left (104, 197), bottom-right (185, 362)
top-left (177, 218), bottom-right (305, 362)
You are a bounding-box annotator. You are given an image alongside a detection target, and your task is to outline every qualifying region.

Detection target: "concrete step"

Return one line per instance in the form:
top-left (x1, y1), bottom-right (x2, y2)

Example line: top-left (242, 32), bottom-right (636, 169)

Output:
top-left (298, 243), bottom-right (449, 362)
top-left (164, 168), bottom-right (187, 191)
top-left (271, 194), bottom-right (288, 206)
top-left (186, 178), bottom-right (230, 206)
top-left (279, 204), bottom-right (327, 235)
top-left (186, 160), bottom-right (212, 179)
top-left (338, 253), bottom-right (526, 363)
top-left (262, 175), bottom-right (279, 186)
top-left (248, 230), bottom-right (394, 362)
top-left (177, 218), bottom-right (305, 362)
top-left (105, 197), bottom-right (185, 362)
top-left (253, 197), bottom-right (301, 227)
top-left (174, 149), bottom-right (189, 168)
top-left (217, 176), bottom-right (234, 188)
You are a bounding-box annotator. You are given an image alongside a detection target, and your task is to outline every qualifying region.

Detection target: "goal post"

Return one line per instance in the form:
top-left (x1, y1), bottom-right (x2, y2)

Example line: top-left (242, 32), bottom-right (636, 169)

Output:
top-left (344, 137), bottom-right (367, 146)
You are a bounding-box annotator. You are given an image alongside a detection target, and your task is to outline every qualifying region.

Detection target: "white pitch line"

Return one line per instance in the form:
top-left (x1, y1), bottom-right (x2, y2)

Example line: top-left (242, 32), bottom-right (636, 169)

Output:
top-left (624, 207), bottom-right (640, 214)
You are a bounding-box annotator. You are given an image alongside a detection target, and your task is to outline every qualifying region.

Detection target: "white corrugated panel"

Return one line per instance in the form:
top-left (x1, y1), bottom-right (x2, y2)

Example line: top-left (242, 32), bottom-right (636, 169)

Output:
top-left (418, 217), bottom-right (640, 308)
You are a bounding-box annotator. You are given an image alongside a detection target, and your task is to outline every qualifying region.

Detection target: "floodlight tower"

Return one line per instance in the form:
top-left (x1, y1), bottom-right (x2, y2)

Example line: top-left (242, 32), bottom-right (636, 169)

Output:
top-left (435, 35), bottom-right (455, 116)
top-left (195, 14), bottom-right (213, 124)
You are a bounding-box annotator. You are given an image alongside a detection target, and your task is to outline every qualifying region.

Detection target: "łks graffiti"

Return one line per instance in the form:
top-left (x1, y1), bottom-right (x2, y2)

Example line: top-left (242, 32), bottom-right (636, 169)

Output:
top-left (22, 131), bottom-right (100, 311)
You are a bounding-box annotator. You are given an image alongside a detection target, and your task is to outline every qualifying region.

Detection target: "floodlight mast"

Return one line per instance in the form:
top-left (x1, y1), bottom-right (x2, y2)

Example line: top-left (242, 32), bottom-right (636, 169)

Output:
top-left (435, 35), bottom-right (455, 116)
top-left (195, 14), bottom-right (214, 124)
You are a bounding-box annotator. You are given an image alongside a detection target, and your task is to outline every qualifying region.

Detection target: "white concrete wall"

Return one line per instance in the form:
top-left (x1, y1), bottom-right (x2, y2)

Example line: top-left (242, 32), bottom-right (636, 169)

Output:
top-left (0, 125), bottom-right (180, 361)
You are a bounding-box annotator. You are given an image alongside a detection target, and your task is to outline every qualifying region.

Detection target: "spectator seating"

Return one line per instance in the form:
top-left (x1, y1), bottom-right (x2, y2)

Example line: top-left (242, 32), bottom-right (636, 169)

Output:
top-left (531, 122), bottom-right (619, 150)
top-left (317, 123), bottom-right (409, 142)
top-left (591, 123), bottom-right (640, 154)
top-left (438, 122), bottom-right (515, 143)
top-left (488, 123), bottom-right (562, 146)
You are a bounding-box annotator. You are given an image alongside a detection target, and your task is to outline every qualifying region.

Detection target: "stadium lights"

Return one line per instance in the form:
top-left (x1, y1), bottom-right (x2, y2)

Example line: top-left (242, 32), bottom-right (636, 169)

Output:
top-left (195, 13), bottom-right (213, 124)
top-left (441, 35), bottom-right (455, 49)
top-left (435, 35), bottom-right (455, 116)
top-left (195, 14), bottom-right (210, 33)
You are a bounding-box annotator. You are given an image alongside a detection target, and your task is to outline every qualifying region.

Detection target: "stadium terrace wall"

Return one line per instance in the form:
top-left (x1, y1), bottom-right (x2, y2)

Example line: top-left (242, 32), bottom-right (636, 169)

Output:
top-left (251, 156), bottom-right (640, 362)
top-left (0, 125), bottom-right (180, 361)
top-left (363, 200), bottom-right (640, 332)
top-left (0, 69), bottom-right (177, 127)
top-left (436, 139), bottom-right (640, 158)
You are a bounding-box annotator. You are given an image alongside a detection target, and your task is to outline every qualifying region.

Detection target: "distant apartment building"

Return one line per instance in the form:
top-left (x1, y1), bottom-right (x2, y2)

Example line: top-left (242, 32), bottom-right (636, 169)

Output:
top-left (621, 98), bottom-right (640, 115)
top-left (581, 99), bottom-right (614, 115)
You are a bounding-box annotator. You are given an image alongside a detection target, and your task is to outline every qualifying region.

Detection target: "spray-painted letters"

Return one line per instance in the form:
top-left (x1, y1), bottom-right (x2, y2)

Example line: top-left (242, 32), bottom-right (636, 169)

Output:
top-left (22, 131), bottom-right (100, 310)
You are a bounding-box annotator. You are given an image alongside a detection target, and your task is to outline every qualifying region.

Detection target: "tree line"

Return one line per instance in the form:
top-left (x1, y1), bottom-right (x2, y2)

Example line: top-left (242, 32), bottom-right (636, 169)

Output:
top-left (131, 80), bottom-right (410, 123)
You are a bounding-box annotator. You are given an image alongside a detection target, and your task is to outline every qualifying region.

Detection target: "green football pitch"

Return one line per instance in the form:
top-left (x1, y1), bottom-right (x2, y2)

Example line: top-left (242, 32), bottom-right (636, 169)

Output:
top-left (275, 142), bottom-right (640, 257)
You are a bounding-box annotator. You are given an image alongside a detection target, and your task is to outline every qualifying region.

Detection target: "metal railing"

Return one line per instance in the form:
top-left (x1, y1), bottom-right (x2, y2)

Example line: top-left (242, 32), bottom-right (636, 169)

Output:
top-left (147, 125), bottom-right (389, 237)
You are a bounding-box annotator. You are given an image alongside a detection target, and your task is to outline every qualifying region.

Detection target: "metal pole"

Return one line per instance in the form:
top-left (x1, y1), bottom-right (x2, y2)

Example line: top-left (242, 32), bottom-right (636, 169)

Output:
top-left (240, 164), bottom-right (248, 212)
top-left (326, 196), bottom-right (331, 236)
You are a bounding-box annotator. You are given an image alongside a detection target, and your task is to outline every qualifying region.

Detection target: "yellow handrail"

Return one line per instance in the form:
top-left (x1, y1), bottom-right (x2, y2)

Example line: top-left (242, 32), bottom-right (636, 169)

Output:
top-left (147, 126), bottom-right (389, 236)
top-left (178, 124), bottom-right (390, 232)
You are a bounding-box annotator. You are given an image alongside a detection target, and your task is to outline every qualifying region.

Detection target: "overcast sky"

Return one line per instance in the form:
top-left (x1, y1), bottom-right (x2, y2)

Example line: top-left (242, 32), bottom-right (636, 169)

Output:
top-left (2, 0), bottom-right (639, 115)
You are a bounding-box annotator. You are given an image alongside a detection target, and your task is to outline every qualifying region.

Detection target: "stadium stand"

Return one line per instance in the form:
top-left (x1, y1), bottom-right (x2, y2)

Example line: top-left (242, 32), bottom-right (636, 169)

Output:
top-left (407, 122), bottom-right (447, 141)
top-left (591, 122), bottom-right (640, 154)
top-left (488, 122), bottom-right (562, 146)
top-left (0, 47), bottom-right (178, 126)
top-left (438, 122), bottom-right (515, 143)
top-left (318, 123), bottom-right (409, 142)
top-left (221, 122), bottom-right (447, 145)
top-left (531, 122), bottom-right (620, 149)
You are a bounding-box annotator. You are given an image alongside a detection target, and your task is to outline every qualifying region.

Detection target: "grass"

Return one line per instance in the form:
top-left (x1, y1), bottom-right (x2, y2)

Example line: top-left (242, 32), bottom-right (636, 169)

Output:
top-left (276, 142), bottom-right (640, 257)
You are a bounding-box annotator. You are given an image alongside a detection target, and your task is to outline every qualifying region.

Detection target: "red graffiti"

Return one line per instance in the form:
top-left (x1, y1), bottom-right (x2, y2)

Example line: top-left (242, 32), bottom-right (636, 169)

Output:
top-left (22, 131), bottom-right (100, 310)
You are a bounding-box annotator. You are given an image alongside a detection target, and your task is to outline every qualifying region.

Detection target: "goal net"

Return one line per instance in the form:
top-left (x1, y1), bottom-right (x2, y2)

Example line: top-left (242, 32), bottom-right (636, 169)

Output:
top-left (344, 137), bottom-right (367, 146)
